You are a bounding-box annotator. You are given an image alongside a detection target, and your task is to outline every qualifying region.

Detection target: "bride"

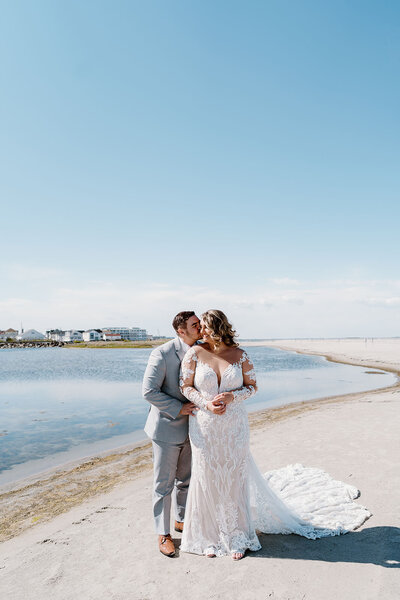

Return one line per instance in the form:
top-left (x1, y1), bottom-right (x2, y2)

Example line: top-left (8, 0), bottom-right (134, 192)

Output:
top-left (179, 309), bottom-right (371, 560)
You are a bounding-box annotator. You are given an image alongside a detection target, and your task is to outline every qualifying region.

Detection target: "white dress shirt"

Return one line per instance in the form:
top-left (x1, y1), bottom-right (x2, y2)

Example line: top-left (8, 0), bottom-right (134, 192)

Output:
top-left (179, 338), bottom-right (190, 356)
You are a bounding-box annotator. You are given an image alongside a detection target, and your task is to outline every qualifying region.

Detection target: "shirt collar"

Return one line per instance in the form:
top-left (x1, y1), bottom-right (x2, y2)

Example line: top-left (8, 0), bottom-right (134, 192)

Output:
top-left (179, 338), bottom-right (190, 354)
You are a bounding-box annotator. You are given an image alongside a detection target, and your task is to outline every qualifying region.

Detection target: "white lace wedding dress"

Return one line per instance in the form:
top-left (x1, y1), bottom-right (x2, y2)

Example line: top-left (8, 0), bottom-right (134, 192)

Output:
top-left (179, 346), bottom-right (371, 557)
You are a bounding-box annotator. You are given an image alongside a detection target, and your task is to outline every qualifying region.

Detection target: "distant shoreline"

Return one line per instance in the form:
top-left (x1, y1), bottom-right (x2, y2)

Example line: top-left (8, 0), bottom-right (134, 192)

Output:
top-left (64, 339), bottom-right (170, 349)
top-left (0, 339), bottom-right (170, 350)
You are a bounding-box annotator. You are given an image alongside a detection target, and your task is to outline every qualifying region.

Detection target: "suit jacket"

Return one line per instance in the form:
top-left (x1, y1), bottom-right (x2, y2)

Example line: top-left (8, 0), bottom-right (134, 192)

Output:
top-left (142, 337), bottom-right (190, 444)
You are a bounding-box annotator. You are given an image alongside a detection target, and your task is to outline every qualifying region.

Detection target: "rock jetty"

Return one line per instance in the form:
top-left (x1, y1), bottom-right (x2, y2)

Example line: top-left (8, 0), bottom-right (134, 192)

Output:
top-left (0, 341), bottom-right (64, 349)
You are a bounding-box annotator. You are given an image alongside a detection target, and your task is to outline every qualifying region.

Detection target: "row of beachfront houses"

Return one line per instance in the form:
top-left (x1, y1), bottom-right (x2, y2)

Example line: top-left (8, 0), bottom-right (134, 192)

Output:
top-left (0, 326), bottom-right (149, 343)
top-left (47, 326), bottom-right (148, 342)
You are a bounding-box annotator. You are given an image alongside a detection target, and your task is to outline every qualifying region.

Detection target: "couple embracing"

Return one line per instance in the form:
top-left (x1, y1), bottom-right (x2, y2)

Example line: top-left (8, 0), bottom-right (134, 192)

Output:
top-left (142, 310), bottom-right (371, 560)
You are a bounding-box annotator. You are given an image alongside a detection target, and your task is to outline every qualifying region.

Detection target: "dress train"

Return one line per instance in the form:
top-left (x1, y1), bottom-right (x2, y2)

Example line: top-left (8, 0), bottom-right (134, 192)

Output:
top-left (179, 346), bottom-right (371, 556)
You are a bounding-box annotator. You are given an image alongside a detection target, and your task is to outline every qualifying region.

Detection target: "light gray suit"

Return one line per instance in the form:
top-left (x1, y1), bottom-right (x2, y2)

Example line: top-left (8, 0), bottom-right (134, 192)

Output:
top-left (142, 337), bottom-right (192, 535)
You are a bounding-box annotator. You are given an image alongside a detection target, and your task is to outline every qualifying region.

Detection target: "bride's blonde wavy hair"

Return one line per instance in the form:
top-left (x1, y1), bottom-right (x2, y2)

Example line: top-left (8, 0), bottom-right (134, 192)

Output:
top-left (201, 309), bottom-right (238, 348)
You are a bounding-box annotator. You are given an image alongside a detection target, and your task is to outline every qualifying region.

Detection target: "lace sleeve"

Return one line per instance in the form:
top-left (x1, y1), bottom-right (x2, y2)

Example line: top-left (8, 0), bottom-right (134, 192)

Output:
top-left (179, 347), bottom-right (208, 410)
top-left (232, 350), bottom-right (257, 404)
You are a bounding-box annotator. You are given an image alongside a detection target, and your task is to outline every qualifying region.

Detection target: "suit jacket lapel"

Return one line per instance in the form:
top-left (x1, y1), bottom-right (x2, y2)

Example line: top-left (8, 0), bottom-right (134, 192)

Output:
top-left (174, 337), bottom-right (186, 362)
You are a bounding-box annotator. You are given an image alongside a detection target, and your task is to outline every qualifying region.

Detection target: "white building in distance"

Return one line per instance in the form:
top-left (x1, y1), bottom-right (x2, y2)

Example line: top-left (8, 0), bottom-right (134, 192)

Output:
top-left (102, 331), bottom-right (122, 341)
top-left (17, 329), bottom-right (46, 341)
top-left (46, 329), bottom-right (65, 341)
top-left (0, 328), bottom-right (18, 341)
top-left (63, 330), bottom-right (84, 342)
top-left (82, 329), bottom-right (103, 342)
top-left (102, 327), bottom-right (147, 341)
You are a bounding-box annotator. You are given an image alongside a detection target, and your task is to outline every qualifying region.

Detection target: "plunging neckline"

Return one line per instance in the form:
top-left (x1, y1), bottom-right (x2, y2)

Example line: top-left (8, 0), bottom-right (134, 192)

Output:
top-left (197, 358), bottom-right (241, 388)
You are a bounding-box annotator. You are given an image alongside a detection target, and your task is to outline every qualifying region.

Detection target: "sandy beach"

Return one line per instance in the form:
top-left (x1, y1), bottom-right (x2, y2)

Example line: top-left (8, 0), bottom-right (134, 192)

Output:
top-left (1, 339), bottom-right (399, 599)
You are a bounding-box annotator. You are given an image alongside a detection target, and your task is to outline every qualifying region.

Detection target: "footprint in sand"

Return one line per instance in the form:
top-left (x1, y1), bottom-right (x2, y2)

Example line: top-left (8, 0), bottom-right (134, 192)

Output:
top-left (45, 564), bottom-right (64, 585)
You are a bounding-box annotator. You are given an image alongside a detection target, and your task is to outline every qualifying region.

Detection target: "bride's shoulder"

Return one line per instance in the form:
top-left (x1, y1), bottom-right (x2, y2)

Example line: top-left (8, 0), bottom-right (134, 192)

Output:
top-left (194, 341), bottom-right (211, 354)
top-left (188, 342), bottom-right (213, 361)
top-left (236, 347), bottom-right (250, 362)
top-left (224, 346), bottom-right (246, 363)
top-left (184, 343), bottom-right (207, 360)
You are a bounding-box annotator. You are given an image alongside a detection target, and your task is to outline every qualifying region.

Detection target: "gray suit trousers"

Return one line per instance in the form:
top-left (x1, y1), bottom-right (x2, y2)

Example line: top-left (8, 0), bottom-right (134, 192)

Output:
top-left (152, 437), bottom-right (191, 535)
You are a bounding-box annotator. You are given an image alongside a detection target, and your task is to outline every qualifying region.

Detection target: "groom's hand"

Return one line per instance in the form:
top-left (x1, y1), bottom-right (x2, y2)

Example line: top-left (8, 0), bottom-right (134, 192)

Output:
top-left (179, 402), bottom-right (199, 416)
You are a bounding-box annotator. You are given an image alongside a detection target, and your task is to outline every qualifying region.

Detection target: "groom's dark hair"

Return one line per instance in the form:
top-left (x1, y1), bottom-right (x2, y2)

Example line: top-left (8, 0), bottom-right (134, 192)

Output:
top-left (172, 311), bottom-right (195, 333)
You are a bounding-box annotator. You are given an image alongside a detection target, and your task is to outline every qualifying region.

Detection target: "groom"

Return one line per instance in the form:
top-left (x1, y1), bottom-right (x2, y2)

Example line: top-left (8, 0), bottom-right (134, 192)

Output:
top-left (142, 311), bottom-right (201, 557)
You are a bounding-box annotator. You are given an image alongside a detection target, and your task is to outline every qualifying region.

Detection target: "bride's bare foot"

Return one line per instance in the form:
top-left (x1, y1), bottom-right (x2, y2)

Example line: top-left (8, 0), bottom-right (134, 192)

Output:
top-left (232, 551), bottom-right (245, 560)
top-left (206, 553), bottom-right (216, 558)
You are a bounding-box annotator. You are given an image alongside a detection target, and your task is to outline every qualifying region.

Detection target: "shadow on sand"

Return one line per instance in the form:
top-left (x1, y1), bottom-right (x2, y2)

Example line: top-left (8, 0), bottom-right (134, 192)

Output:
top-left (252, 526), bottom-right (400, 567)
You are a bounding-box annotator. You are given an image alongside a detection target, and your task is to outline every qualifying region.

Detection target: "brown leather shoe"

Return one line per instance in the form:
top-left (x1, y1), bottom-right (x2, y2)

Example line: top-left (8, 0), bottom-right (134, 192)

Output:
top-left (158, 534), bottom-right (175, 557)
top-left (174, 520), bottom-right (184, 533)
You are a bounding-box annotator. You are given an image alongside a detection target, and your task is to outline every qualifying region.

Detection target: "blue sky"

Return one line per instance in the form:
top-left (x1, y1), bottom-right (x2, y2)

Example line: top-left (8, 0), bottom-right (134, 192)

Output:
top-left (1, 1), bottom-right (399, 337)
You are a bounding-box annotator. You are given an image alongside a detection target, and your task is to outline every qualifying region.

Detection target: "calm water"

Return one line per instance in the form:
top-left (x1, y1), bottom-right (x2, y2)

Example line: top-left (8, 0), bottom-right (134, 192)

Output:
top-left (0, 345), bottom-right (395, 485)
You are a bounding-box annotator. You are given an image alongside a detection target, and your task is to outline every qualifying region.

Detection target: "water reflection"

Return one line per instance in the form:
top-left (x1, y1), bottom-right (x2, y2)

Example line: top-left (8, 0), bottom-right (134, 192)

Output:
top-left (0, 380), bottom-right (148, 472)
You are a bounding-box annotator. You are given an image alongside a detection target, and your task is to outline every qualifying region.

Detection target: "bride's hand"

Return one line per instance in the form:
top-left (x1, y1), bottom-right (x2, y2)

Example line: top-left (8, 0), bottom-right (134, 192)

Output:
top-left (206, 398), bottom-right (227, 415)
top-left (213, 392), bottom-right (234, 405)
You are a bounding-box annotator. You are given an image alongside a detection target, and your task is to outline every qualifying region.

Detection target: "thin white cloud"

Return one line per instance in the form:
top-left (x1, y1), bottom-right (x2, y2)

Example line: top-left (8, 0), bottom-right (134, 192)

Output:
top-left (1, 264), bottom-right (67, 282)
top-left (364, 297), bottom-right (400, 307)
top-left (0, 298), bottom-right (32, 310)
top-left (269, 278), bottom-right (301, 286)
